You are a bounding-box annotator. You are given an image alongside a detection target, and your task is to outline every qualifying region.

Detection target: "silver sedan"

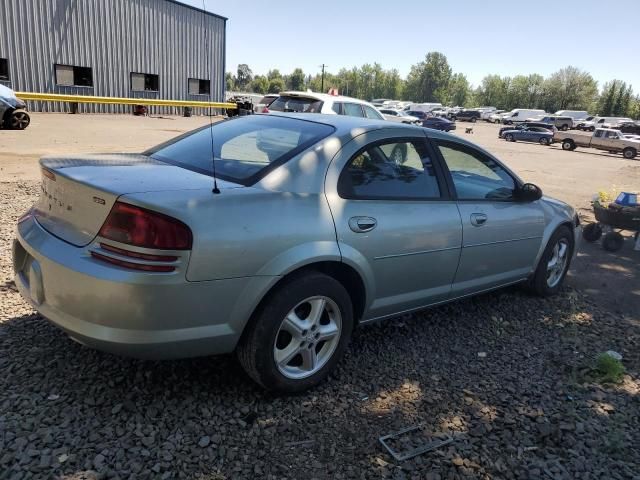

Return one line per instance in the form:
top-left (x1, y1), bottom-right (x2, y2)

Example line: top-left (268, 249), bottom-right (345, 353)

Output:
top-left (13, 113), bottom-right (580, 392)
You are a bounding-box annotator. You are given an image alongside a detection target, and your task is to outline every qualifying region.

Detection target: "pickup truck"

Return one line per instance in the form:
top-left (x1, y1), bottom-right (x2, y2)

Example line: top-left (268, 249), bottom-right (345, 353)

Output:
top-left (553, 128), bottom-right (639, 159)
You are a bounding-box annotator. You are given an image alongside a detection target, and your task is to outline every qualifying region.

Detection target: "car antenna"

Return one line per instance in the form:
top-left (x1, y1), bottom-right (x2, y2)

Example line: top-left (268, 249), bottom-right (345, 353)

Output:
top-left (202, 0), bottom-right (220, 194)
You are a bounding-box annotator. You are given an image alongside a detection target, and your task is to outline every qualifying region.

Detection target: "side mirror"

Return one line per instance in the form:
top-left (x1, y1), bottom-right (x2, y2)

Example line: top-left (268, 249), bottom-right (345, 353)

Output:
top-left (516, 183), bottom-right (543, 202)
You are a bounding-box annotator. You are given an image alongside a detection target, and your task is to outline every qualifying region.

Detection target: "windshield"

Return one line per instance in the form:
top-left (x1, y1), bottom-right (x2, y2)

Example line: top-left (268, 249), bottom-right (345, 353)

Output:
top-left (147, 116), bottom-right (334, 185)
top-left (268, 95), bottom-right (323, 113)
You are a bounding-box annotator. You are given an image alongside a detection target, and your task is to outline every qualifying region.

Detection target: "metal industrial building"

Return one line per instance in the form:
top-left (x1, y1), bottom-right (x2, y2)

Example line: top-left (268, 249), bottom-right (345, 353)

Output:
top-left (0, 0), bottom-right (226, 113)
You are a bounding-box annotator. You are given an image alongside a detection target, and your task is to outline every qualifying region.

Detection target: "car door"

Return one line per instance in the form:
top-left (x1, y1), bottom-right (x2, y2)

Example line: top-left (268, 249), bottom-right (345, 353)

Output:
top-left (590, 129), bottom-right (607, 149)
top-left (432, 138), bottom-right (545, 297)
top-left (603, 130), bottom-right (622, 151)
top-left (325, 129), bottom-right (462, 320)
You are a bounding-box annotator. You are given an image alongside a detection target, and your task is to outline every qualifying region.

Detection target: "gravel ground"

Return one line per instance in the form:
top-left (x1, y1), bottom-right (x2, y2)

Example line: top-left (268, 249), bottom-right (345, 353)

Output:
top-left (1, 182), bottom-right (639, 480)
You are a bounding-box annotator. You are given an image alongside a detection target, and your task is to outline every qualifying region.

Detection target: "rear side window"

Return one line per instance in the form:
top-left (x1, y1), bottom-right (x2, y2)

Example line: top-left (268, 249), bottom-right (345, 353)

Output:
top-left (147, 116), bottom-right (334, 185)
top-left (268, 96), bottom-right (323, 113)
top-left (331, 102), bottom-right (342, 114)
top-left (364, 105), bottom-right (383, 120)
top-left (258, 96), bottom-right (277, 106)
top-left (338, 140), bottom-right (441, 200)
top-left (343, 103), bottom-right (364, 118)
top-left (594, 130), bottom-right (605, 138)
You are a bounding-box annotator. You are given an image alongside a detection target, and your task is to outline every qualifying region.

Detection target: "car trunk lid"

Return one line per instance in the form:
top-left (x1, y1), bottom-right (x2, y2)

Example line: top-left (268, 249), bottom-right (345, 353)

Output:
top-left (35, 153), bottom-right (240, 247)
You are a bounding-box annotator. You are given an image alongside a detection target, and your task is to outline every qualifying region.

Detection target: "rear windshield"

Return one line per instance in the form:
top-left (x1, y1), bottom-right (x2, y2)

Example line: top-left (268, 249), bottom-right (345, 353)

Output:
top-left (269, 95), bottom-right (323, 113)
top-left (258, 96), bottom-right (277, 106)
top-left (147, 116), bottom-right (334, 185)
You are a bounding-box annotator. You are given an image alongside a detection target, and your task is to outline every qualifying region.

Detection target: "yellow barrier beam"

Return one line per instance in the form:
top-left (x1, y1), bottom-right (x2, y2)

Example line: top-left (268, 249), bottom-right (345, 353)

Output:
top-left (15, 92), bottom-right (237, 109)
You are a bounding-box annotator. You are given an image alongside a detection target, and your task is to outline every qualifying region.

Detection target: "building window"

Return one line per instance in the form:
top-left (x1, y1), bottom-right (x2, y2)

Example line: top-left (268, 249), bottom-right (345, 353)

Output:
top-left (0, 58), bottom-right (8, 81)
top-left (55, 64), bottom-right (93, 87)
top-left (188, 78), bottom-right (210, 95)
top-left (131, 72), bottom-right (159, 92)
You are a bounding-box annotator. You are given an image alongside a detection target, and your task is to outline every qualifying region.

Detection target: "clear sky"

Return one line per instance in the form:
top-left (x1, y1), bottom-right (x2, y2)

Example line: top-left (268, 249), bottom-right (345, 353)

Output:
top-left (182, 0), bottom-right (638, 90)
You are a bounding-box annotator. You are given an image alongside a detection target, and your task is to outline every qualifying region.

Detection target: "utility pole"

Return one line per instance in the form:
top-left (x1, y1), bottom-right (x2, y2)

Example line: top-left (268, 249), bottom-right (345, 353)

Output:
top-left (320, 64), bottom-right (327, 93)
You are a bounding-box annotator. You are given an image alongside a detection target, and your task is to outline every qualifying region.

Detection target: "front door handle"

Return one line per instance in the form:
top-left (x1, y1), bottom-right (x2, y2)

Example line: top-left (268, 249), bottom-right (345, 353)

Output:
top-left (349, 216), bottom-right (377, 233)
top-left (470, 213), bottom-right (488, 226)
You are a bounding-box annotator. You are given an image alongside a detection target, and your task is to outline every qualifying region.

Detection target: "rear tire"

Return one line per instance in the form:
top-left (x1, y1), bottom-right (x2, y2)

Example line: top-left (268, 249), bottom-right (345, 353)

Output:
top-left (561, 125), bottom-right (569, 131)
top-left (539, 137), bottom-right (550, 145)
top-left (471, 117), bottom-right (477, 123)
top-left (526, 226), bottom-right (574, 297)
top-left (505, 133), bottom-right (515, 142)
top-left (236, 271), bottom-right (354, 393)
top-left (562, 140), bottom-right (575, 151)
top-left (602, 232), bottom-right (624, 252)
top-left (623, 147), bottom-right (637, 159)
top-left (582, 223), bottom-right (602, 242)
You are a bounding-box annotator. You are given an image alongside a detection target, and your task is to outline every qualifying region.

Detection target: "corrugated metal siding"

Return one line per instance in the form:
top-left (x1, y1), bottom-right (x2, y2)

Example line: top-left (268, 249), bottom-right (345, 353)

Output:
top-left (0, 0), bottom-right (226, 114)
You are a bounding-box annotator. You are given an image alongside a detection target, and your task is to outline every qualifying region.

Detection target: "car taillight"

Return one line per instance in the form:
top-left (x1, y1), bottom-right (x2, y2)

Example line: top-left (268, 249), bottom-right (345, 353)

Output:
top-left (98, 202), bottom-right (192, 250)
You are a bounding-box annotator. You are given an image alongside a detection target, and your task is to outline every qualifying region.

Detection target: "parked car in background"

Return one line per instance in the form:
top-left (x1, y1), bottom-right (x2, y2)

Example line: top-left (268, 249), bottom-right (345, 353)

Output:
top-left (528, 115), bottom-right (573, 131)
top-left (268, 91), bottom-right (384, 120)
top-left (555, 110), bottom-right (590, 123)
top-left (0, 84), bottom-right (31, 130)
top-left (616, 121), bottom-right (640, 135)
top-left (498, 122), bottom-right (556, 138)
top-left (502, 126), bottom-right (554, 145)
top-left (408, 103), bottom-right (443, 114)
top-left (379, 108), bottom-right (422, 125)
top-left (502, 109), bottom-right (546, 125)
top-left (254, 94), bottom-right (278, 113)
top-left (485, 110), bottom-right (505, 122)
top-left (405, 110), bottom-right (430, 120)
top-left (13, 113), bottom-right (581, 392)
top-left (554, 127), bottom-right (639, 159)
top-left (455, 110), bottom-right (482, 122)
top-left (422, 116), bottom-right (456, 131)
top-left (576, 116), bottom-right (635, 131)
top-left (489, 111), bottom-right (510, 123)
top-left (371, 98), bottom-right (392, 107)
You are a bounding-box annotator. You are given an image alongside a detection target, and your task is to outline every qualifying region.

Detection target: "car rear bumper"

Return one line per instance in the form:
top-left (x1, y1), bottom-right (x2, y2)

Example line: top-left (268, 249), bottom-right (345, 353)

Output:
top-left (13, 217), bottom-right (275, 359)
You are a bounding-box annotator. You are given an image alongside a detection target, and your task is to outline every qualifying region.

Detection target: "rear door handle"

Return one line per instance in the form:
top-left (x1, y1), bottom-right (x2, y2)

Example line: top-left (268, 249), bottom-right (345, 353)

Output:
top-left (470, 213), bottom-right (488, 226)
top-left (349, 216), bottom-right (377, 233)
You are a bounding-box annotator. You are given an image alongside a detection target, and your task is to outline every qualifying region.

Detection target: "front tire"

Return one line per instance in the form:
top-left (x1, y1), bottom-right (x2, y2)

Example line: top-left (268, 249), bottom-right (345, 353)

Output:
top-left (623, 147), bottom-right (637, 159)
top-left (526, 226), bottom-right (574, 297)
top-left (505, 133), bottom-right (515, 142)
top-left (539, 137), bottom-right (550, 145)
top-left (237, 272), bottom-right (353, 393)
top-left (9, 111), bottom-right (30, 130)
top-left (562, 140), bottom-right (575, 151)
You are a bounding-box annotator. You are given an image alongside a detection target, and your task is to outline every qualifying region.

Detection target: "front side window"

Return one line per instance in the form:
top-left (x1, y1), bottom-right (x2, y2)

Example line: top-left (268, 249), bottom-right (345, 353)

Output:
top-left (338, 140), bottom-right (441, 200)
top-left (436, 141), bottom-right (515, 201)
top-left (343, 103), bottom-right (364, 118)
top-left (605, 131), bottom-right (619, 139)
top-left (331, 102), bottom-right (342, 114)
top-left (55, 64), bottom-right (93, 87)
top-left (131, 72), bottom-right (159, 92)
top-left (0, 58), bottom-right (8, 80)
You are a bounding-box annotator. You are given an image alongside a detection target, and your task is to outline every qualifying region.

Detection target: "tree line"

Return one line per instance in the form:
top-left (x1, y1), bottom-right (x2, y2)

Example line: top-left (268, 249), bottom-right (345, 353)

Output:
top-left (226, 53), bottom-right (640, 118)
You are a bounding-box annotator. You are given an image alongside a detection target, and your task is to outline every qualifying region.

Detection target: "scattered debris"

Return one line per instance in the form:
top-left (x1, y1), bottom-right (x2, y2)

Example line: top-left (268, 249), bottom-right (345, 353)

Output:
top-left (379, 425), bottom-right (454, 461)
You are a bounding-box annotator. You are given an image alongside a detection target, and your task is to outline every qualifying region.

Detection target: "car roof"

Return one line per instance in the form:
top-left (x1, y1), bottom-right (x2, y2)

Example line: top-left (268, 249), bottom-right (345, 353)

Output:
top-left (265, 111), bottom-right (421, 135)
top-left (278, 91), bottom-right (375, 105)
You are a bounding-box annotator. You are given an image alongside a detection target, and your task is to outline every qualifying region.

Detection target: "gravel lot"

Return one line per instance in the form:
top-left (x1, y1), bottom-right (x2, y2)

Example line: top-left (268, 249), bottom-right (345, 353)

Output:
top-left (1, 115), bottom-right (639, 479)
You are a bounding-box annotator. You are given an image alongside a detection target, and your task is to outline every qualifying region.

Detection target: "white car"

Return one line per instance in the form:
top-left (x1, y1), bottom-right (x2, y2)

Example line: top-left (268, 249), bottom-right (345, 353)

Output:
top-left (378, 108), bottom-right (421, 125)
top-left (268, 91), bottom-right (385, 120)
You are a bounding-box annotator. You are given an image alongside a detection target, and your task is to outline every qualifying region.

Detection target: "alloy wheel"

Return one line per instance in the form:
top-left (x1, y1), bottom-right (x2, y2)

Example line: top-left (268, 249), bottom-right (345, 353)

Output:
top-left (273, 296), bottom-right (342, 379)
top-left (546, 239), bottom-right (569, 288)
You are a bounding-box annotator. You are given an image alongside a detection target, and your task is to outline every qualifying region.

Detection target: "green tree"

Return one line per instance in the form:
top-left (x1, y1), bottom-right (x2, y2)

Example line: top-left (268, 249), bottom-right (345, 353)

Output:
top-left (404, 52), bottom-right (452, 102)
top-left (251, 75), bottom-right (268, 94)
top-left (288, 68), bottom-right (306, 91)
top-left (475, 75), bottom-right (510, 109)
top-left (236, 64), bottom-right (253, 90)
top-left (448, 73), bottom-right (470, 107)
top-left (225, 72), bottom-right (236, 91)
top-left (268, 77), bottom-right (285, 94)
top-left (541, 66), bottom-right (598, 112)
top-left (267, 69), bottom-right (283, 81)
